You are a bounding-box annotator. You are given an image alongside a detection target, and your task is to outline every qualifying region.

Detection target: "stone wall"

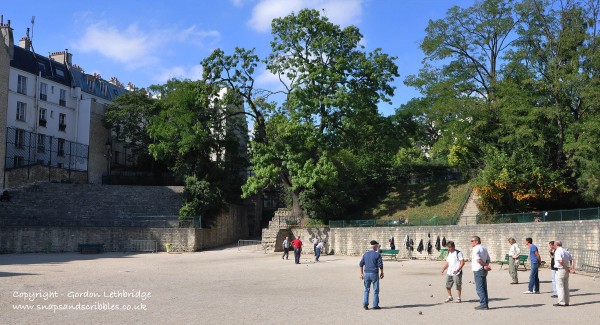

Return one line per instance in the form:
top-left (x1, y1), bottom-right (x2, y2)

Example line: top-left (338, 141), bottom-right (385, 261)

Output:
top-left (4, 164), bottom-right (87, 188)
top-left (0, 204), bottom-right (249, 253)
top-left (288, 220), bottom-right (600, 261)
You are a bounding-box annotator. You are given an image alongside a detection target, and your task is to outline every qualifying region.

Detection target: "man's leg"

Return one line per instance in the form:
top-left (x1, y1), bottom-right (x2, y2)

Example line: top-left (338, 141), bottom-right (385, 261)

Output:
top-left (474, 270), bottom-right (487, 307)
top-left (528, 265), bottom-right (535, 292)
top-left (456, 273), bottom-right (463, 301)
top-left (509, 258), bottom-right (518, 283)
top-left (363, 274), bottom-right (372, 308)
top-left (564, 270), bottom-right (570, 305)
top-left (373, 274), bottom-right (380, 308)
top-left (556, 268), bottom-right (566, 305)
top-left (481, 272), bottom-right (488, 306)
top-left (552, 269), bottom-right (557, 294)
top-left (533, 263), bottom-right (540, 292)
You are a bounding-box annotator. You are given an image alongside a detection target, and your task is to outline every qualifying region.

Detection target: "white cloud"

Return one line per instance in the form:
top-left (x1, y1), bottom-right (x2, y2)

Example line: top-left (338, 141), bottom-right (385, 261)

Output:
top-left (72, 21), bottom-right (220, 70)
top-left (248, 0), bottom-right (363, 32)
top-left (154, 65), bottom-right (204, 84)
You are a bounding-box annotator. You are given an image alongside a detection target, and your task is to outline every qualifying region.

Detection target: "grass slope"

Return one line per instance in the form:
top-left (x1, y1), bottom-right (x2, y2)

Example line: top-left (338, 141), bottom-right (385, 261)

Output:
top-left (367, 180), bottom-right (471, 225)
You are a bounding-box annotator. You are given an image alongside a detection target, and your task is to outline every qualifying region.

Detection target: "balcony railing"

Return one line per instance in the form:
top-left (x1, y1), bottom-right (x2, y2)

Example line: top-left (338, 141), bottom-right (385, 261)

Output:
top-left (39, 119), bottom-right (47, 127)
top-left (59, 99), bottom-right (66, 107)
top-left (58, 124), bottom-right (66, 131)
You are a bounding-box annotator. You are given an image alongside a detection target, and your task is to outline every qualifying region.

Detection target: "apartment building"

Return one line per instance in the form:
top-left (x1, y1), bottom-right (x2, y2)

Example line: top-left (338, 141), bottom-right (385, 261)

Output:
top-left (1, 19), bottom-right (127, 188)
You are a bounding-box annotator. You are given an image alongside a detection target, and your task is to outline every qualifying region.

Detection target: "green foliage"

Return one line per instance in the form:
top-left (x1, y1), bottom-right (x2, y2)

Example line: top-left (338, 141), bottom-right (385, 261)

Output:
top-left (179, 176), bottom-right (223, 226)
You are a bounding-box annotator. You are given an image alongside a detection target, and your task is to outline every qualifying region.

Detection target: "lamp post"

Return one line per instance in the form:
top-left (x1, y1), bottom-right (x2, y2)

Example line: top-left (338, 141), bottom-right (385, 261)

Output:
top-left (104, 138), bottom-right (112, 184)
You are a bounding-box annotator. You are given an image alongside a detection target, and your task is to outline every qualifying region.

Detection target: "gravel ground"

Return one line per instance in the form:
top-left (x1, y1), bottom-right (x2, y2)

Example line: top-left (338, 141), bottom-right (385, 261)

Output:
top-left (2, 247), bottom-right (599, 325)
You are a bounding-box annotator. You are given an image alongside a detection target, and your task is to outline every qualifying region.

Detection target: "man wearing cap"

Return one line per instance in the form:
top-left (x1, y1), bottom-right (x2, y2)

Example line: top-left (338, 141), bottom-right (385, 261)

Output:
top-left (359, 240), bottom-right (384, 310)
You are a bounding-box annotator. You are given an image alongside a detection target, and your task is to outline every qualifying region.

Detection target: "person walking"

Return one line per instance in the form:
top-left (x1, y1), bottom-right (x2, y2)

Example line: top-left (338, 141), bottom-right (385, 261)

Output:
top-left (523, 237), bottom-right (542, 294)
top-left (282, 236), bottom-right (290, 260)
top-left (554, 240), bottom-right (575, 307)
top-left (389, 235), bottom-right (395, 250)
top-left (508, 238), bottom-right (520, 284)
top-left (549, 241), bottom-right (558, 297)
top-left (359, 240), bottom-right (384, 310)
top-left (291, 237), bottom-right (303, 264)
top-left (315, 241), bottom-right (324, 262)
top-left (470, 236), bottom-right (491, 310)
top-left (440, 241), bottom-right (464, 303)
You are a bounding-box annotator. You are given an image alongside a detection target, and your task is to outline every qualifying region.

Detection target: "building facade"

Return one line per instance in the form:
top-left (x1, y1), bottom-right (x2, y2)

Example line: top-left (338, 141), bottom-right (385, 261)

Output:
top-left (1, 19), bottom-right (128, 189)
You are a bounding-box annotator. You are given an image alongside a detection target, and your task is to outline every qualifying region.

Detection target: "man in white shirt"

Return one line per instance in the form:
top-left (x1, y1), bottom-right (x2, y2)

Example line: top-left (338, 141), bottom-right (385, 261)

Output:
top-left (508, 237), bottom-right (520, 284)
top-left (471, 236), bottom-right (491, 310)
top-left (441, 241), bottom-right (465, 303)
top-left (312, 235), bottom-right (319, 255)
top-left (554, 240), bottom-right (575, 307)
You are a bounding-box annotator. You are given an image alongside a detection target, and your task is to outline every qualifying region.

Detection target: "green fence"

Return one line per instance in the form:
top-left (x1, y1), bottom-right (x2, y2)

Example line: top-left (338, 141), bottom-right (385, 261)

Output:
top-left (478, 207), bottom-right (600, 224)
top-left (328, 207), bottom-right (599, 228)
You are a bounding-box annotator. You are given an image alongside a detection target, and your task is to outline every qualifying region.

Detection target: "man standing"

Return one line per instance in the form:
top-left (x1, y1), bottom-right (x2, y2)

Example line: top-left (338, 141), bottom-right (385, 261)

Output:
top-left (291, 237), bottom-right (303, 264)
top-left (389, 235), bottom-right (395, 250)
top-left (359, 240), bottom-right (384, 310)
top-left (548, 241), bottom-right (558, 297)
top-left (508, 238), bottom-right (520, 284)
top-left (554, 240), bottom-right (575, 306)
top-left (440, 241), bottom-right (464, 303)
top-left (282, 236), bottom-right (290, 260)
top-left (471, 236), bottom-right (491, 310)
top-left (524, 237), bottom-right (542, 294)
top-left (312, 235), bottom-right (319, 255)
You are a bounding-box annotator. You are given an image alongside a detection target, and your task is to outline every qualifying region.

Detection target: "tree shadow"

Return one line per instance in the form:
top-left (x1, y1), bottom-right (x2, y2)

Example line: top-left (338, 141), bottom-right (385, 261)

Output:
top-left (0, 252), bottom-right (139, 266)
top-left (0, 272), bottom-right (39, 277)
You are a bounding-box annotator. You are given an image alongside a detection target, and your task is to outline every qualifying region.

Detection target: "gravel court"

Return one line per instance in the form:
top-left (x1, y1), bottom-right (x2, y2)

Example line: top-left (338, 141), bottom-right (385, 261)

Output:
top-left (1, 248), bottom-right (599, 324)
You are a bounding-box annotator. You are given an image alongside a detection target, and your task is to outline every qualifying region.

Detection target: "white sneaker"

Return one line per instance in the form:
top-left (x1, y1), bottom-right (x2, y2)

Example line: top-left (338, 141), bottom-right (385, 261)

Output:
top-left (444, 297), bottom-right (453, 303)
top-left (523, 291), bottom-right (534, 294)
top-left (455, 298), bottom-right (461, 303)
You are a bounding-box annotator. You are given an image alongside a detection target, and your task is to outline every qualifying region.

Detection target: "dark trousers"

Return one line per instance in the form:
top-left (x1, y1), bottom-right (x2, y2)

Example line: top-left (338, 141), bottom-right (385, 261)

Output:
top-left (529, 262), bottom-right (540, 292)
top-left (282, 248), bottom-right (289, 259)
top-left (294, 248), bottom-right (301, 264)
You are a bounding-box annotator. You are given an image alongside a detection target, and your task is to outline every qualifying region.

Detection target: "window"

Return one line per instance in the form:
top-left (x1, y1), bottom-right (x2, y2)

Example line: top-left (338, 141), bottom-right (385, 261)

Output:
top-left (13, 156), bottom-right (25, 167)
top-left (39, 109), bottom-right (47, 127)
top-left (100, 82), bottom-right (108, 95)
top-left (87, 77), bottom-right (94, 90)
top-left (16, 102), bottom-right (26, 121)
top-left (59, 89), bottom-right (66, 106)
top-left (15, 128), bottom-right (25, 148)
top-left (55, 68), bottom-right (65, 77)
top-left (17, 75), bottom-right (27, 94)
top-left (59, 113), bottom-right (66, 131)
top-left (57, 139), bottom-right (65, 156)
top-left (40, 83), bottom-right (47, 100)
top-left (37, 134), bottom-right (46, 152)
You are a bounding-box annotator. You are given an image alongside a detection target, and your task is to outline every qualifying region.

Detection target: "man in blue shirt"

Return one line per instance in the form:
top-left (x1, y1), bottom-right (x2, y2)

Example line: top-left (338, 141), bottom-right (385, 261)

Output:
top-left (359, 240), bottom-right (384, 310)
top-left (524, 237), bottom-right (542, 294)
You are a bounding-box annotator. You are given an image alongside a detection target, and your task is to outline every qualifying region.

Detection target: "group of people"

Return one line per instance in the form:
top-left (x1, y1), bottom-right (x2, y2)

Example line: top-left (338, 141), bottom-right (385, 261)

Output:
top-left (506, 237), bottom-right (575, 306)
top-left (281, 235), bottom-right (325, 264)
top-left (359, 235), bottom-right (575, 310)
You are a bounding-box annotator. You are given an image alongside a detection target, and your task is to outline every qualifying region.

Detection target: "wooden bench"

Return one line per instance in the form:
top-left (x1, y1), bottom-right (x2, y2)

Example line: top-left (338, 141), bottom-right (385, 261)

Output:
top-left (380, 249), bottom-right (399, 260)
top-left (497, 254), bottom-right (528, 270)
top-left (78, 243), bottom-right (104, 254)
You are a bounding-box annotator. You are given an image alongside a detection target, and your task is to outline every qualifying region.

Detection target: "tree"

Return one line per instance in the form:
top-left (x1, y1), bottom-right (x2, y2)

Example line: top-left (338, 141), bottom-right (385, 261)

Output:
top-left (103, 89), bottom-right (159, 168)
top-left (203, 9), bottom-right (399, 220)
top-left (147, 79), bottom-right (248, 225)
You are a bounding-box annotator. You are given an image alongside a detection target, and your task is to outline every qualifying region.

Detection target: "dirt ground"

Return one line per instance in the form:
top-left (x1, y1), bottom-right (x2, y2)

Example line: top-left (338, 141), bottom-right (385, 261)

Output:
top-left (1, 247), bottom-right (599, 324)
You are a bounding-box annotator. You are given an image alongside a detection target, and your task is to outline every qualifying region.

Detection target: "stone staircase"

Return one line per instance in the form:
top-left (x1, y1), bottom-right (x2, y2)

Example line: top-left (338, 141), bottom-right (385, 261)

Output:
top-left (0, 183), bottom-right (183, 227)
top-left (456, 189), bottom-right (480, 225)
top-left (261, 209), bottom-right (294, 252)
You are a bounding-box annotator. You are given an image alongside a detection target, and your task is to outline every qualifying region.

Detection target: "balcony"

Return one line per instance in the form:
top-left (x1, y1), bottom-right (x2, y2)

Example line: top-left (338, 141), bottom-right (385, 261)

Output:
top-left (59, 99), bottom-right (66, 107)
top-left (39, 119), bottom-right (47, 127)
top-left (40, 93), bottom-right (47, 101)
top-left (59, 123), bottom-right (66, 132)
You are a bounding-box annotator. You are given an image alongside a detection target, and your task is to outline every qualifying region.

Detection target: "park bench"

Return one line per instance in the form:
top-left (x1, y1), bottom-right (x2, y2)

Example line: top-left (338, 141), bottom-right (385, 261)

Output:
top-left (497, 254), bottom-right (528, 270)
top-left (380, 249), bottom-right (399, 260)
top-left (78, 243), bottom-right (104, 254)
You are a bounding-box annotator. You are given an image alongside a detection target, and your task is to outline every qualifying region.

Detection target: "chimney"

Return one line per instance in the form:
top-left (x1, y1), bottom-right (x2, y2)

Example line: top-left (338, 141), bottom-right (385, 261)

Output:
top-left (19, 36), bottom-right (31, 51)
top-left (49, 49), bottom-right (73, 66)
top-left (1, 18), bottom-right (14, 59)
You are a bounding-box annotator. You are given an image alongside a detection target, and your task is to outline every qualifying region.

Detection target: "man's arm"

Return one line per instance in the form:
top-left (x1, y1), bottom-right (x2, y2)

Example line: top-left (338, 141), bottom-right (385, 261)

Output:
top-left (535, 250), bottom-right (542, 263)
top-left (441, 261), bottom-right (449, 274)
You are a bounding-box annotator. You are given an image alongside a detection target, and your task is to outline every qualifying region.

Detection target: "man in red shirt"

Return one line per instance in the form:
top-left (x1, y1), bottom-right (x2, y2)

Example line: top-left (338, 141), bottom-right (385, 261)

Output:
top-left (291, 237), bottom-right (303, 264)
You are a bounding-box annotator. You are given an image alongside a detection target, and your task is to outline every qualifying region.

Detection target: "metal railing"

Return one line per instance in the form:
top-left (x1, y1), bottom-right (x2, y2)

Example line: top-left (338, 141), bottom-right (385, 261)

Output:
top-left (477, 207), bottom-right (600, 224)
top-left (237, 240), bottom-right (265, 253)
top-left (565, 248), bottom-right (600, 277)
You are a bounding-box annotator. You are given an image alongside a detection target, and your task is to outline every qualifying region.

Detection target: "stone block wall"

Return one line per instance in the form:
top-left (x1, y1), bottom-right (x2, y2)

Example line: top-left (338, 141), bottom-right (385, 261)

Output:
top-left (288, 220), bottom-right (600, 262)
top-left (4, 165), bottom-right (87, 188)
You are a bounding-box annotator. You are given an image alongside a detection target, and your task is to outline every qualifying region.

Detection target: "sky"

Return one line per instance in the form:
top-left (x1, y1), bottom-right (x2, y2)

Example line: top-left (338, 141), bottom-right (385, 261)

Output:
top-left (1, 0), bottom-right (473, 116)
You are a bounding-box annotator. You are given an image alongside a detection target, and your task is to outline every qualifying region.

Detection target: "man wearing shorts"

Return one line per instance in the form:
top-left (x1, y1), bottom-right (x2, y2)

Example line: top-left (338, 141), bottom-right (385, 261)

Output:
top-left (441, 241), bottom-right (464, 303)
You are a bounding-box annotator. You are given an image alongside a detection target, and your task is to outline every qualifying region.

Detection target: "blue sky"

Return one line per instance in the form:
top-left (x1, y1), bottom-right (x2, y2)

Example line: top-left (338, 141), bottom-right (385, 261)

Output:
top-left (2, 0), bottom-right (472, 116)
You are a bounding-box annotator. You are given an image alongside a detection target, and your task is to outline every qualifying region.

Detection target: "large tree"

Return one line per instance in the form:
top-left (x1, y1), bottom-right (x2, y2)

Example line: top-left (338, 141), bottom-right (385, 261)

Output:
top-left (202, 9), bottom-right (399, 219)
